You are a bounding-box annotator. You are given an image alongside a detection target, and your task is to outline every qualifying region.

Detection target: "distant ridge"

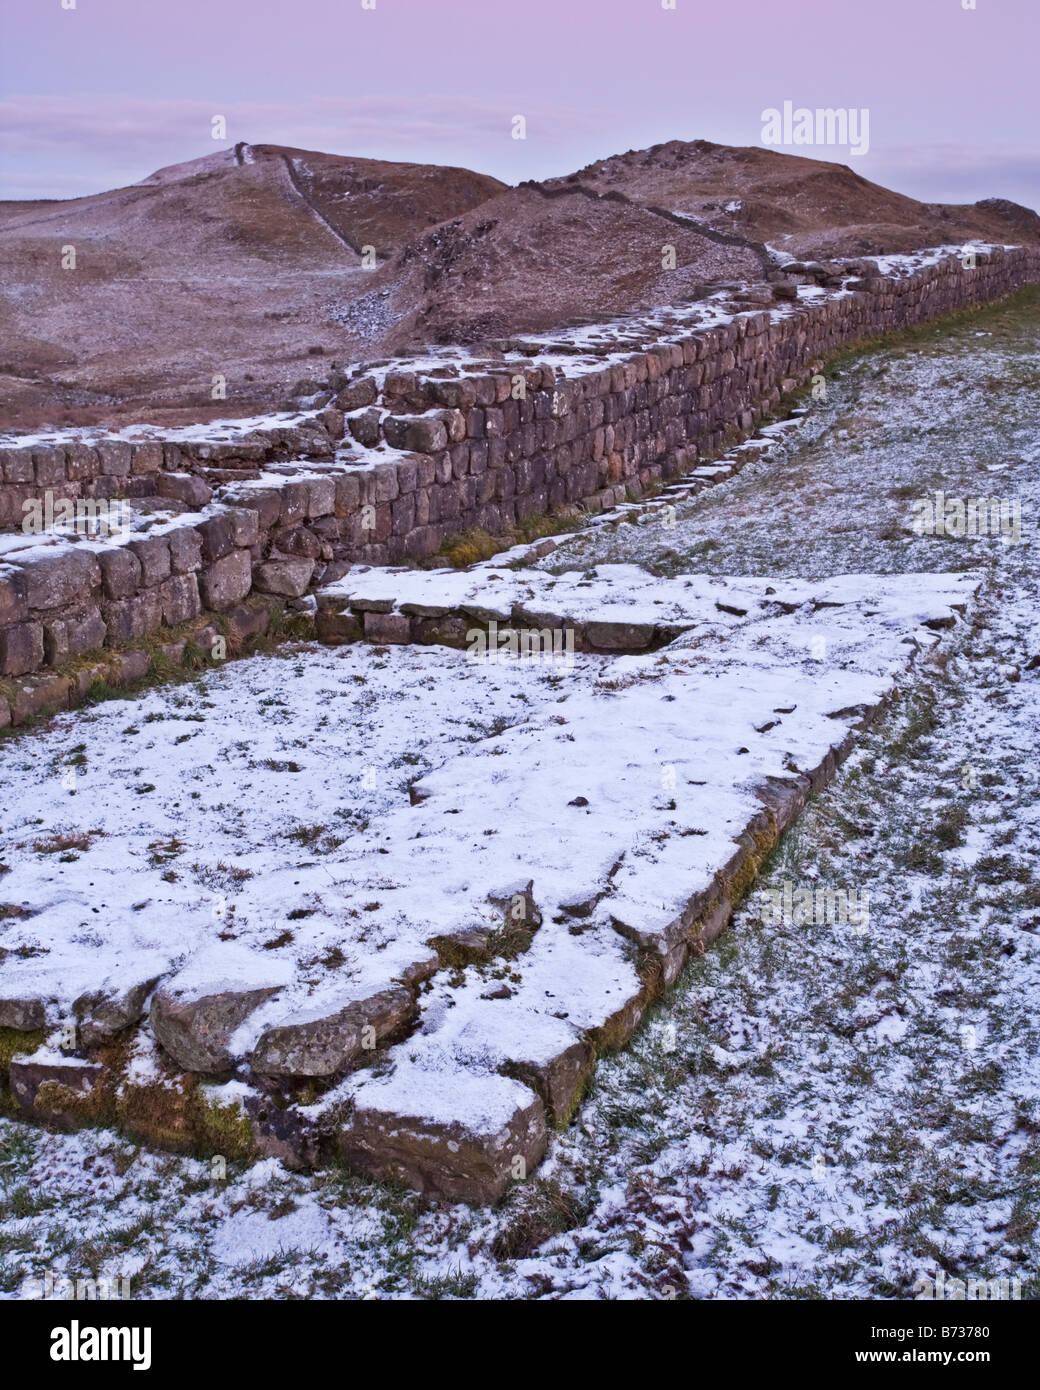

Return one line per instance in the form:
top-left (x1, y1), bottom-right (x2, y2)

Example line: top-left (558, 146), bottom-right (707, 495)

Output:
top-left (0, 137), bottom-right (1035, 427)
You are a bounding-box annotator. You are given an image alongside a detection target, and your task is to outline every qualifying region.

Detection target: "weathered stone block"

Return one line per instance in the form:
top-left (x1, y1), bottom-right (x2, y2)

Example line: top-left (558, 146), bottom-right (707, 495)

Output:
top-left (334, 473), bottom-right (361, 515)
top-left (156, 472), bottom-right (213, 508)
top-left (131, 442), bottom-right (164, 474)
top-left (584, 620), bottom-right (657, 650)
top-left (253, 557), bottom-right (314, 598)
top-left (0, 620), bottom-right (44, 675)
top-left (335, 375), bottom-right (378, 412)
top-left (151, 982), bottom-right (282, 1074)
top-left (1, 447), bottom-right (34, 484)
top-left (364, 611), bottom-right (410, 644)
top-left (73, 974), bottom-right (161, 1049)
top-left (128, 534), bottom-right (172, 587)
top-left (348, 408), bottom-right (382, 447)
top-left (340, 1069), bottom-right (547, 1204)
top-left (159, 573), bottom-right (202, 626)
top-left (198, 549), bottom-right (252, 611)
top-left (391, 494), bottom-right (415, 536)
top-left (197, 513), bottom-right (236, 562)
top-left (315, 609), bottom-right (362, 644)
top-left (9, 1056), bottom-right (106, 1121)
top-left (33, 446), bottom-right (67, 487)
top-left (0, 566), bottom-right (29, 625)
top-left (427, 377), bottom-right (477, 410)
top-left (0, 997), bottom-right (46, 1030)
top-left (370, 464), bottom-right (398, 504)
top-left (19, 549), bottom-right (100, 611)
top-left (412, 615), bottom-right (470, 648)
top-left (97, 441), bottom-right (132, 477)
top-left (167, 526), bottom-right (204, 574)
top-left (278, 482), bottom-right (309, 527)
top-left (102, 590), bottom-right (162, 644)
top-left (98, 546), bottom-right (143, 600)
top-left (11, 671), bottom-right (72, 723)
top-left (227, 507), bottom-right (259, 548)
top-left (250, 987), bottom-right (415, 1080)
top-left (43, 607), bottom-right (106, 665)
top-left (305, 477), bottom-right (336, 518)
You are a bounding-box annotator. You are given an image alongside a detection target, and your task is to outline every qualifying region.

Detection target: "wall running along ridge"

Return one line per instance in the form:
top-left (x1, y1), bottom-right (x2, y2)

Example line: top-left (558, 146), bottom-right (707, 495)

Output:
top-left (0, 243), bottom-right (1037, 726)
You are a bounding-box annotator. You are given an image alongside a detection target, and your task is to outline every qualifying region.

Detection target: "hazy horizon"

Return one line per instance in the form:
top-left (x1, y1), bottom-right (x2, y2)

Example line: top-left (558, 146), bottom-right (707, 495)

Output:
top-left (1, 0), bottom-right (1037, 213)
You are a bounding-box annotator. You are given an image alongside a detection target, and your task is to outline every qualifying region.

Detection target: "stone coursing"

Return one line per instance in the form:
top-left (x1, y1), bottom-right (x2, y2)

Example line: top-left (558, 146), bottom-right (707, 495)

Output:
top-left (0, 417), bottom-right (338, 528)
top-left (0, 245), bottom-right (1036, 723)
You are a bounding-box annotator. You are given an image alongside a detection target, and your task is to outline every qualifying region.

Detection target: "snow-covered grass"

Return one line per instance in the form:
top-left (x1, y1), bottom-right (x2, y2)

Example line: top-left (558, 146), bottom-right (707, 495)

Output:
top-left (2, 287), bottom-right (1038, 1300)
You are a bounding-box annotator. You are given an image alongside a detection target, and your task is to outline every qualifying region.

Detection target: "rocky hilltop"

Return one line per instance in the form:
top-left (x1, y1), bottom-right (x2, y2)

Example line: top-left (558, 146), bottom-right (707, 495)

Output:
top-left (1, 138), bottom-right (1036, 429)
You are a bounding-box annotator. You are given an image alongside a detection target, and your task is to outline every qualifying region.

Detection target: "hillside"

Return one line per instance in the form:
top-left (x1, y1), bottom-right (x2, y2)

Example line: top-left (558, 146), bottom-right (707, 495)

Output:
top-left (0, 143), bottom-right (505, 428)
top-left (360, 182), bottom-right (766, 350)
top-left (1, 137), bottom-right (1036, 428)
top-left (543, 138), bottom-right (1040, 259)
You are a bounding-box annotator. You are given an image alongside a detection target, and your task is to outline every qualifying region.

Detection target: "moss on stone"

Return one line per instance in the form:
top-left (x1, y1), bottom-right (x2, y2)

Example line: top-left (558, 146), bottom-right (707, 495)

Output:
top-left (31, 1077), bottom-right (108, 1129)
top-left (192, 1092), bottom-right (255, 1162)
top-left (0, 1027), bottom-right (46, 1078)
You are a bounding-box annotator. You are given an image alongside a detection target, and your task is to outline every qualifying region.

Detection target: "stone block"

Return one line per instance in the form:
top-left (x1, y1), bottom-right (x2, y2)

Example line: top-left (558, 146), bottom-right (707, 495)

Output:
top-left (0, 620), bottom-right (44, 675)
top-left (97, 441), bottom-right (132, 477)
top-left (43, 607), bottom-right (106, 665)
top-left (0, 566), bottom-right (28, 625)
top-left (128, 534), bottom-right (171, 587)
top-left (156, 473), bottom-right (213, 508)
top-left (158, 573), bottom-right (202, 626)
top-left (167, 526), bottom-right (204, 574)
top-left (98, 547), bottom-right (143, 600)
top-left (340, 1068), bottom-right (547, 1204)
top-left (18, 549), bottom-right (100, 611)
top-left (33, 446), bottom-right (67, 487)
top-left (198, 550), bottom-right (252, 612)
top-left (131, 442), bottom-right (164, 475)
top-left (364, 611), bottom-right (411, 644)
top-left (102, 590), bottom-right (162, 644)
top-left (253, 558), bottom-right (315, 598)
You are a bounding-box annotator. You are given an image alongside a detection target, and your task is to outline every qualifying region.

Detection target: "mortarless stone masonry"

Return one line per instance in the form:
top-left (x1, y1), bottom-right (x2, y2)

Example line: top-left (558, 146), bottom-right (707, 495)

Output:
top-left (0, 244), bottom-right (1037, 725)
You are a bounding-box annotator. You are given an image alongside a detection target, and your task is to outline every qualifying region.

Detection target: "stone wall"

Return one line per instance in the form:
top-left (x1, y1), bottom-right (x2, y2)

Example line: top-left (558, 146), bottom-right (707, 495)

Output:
top-left (0, 480), bottom-right (341, 725)
top-left (1, 243), bottom-right (1037, 724)
top-left (326, 245), bottom-right (1037, 567)
top-left (0, 417), bottom-right (337, 528)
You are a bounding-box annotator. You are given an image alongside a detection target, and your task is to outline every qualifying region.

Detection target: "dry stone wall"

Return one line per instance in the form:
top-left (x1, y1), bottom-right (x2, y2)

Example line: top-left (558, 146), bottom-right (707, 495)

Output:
top-left (0, 244), bottom-right (1037, 725)
top-left (0, 416), bottom-right (339, 527)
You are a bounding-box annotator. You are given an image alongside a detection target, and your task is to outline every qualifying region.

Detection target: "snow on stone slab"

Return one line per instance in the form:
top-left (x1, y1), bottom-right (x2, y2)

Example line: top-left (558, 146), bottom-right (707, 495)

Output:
top-left (346, 1063), bottom-right (538, 1135)
top-left (158, 941), bottom-right (295, 1000)
top-left (0, 566), bottom-right (976, 1095)
top-left (320, 564), bottom-right (979, 661)
top-left (0, 411), bottom-right (322, 451)
top-left (339, 1062), bottom-right (548, 1202)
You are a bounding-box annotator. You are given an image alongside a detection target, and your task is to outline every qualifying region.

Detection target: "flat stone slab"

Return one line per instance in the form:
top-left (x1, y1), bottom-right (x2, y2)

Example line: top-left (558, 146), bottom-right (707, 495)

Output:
top-left (317, 562), bottom-right (977, 655)
top-left (339, 1066), bottom-right (547, 1204)
top-left (9, 1051), bottom-right (106, 1120)
top-left (249, 985), bottom-right (416, 1079)
top-left (0, 562), bottom-right (978, 1197)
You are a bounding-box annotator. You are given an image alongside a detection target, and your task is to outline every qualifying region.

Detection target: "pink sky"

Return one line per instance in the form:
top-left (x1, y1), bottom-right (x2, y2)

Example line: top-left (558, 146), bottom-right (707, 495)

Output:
top-left (1, 0), bottom-right (1037, 211)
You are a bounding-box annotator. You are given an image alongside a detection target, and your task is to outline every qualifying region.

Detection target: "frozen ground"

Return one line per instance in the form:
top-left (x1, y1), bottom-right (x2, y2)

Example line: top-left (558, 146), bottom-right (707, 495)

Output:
top-left (0, 568), bottom-right (967, 1035)
top-left (1, 288), bottom-right (1038, 1299)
